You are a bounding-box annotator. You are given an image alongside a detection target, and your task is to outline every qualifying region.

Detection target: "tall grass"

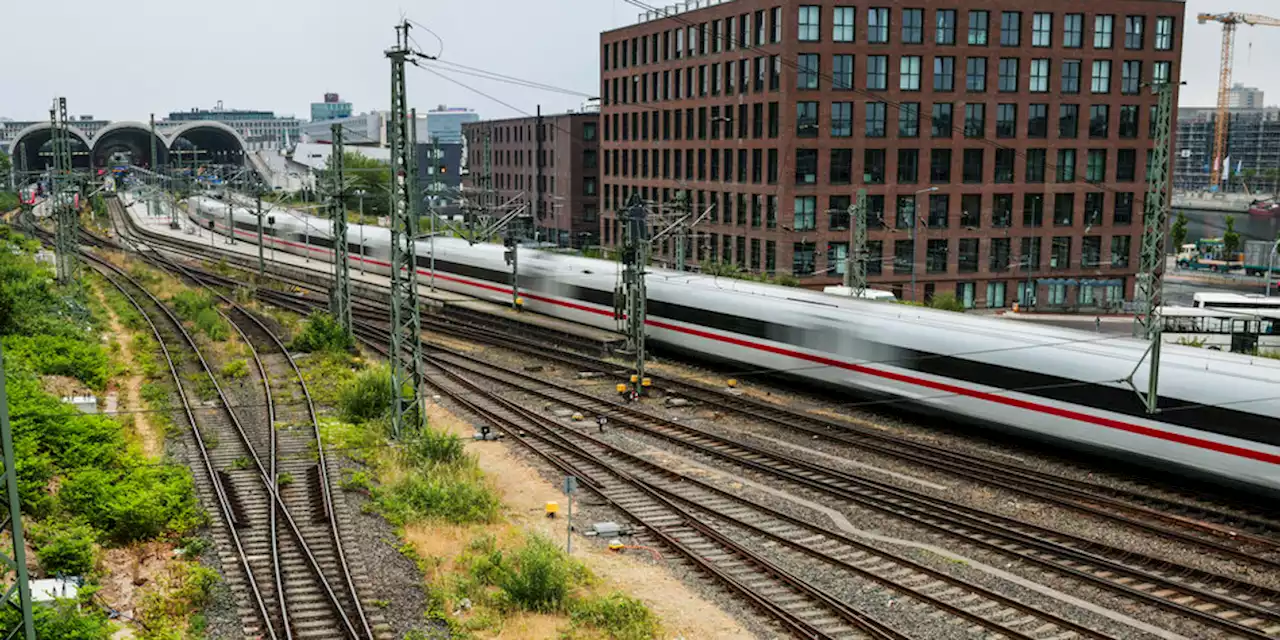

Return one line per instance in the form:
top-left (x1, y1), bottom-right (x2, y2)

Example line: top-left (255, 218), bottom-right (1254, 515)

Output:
top-left (338, 366), bottom-right (394, 423)
top-left (289, 312), bottom-right (353, 353)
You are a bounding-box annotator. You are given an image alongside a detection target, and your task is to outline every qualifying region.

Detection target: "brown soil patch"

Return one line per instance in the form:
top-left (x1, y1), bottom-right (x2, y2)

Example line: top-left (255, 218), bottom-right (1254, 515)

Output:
top-left (91, 284), bottom-right (162, 458)
top-left (39, 375), bottom-right (94, 401)
top-left (97, 541), bottom-right (177, 632)
top-left (416, 401), bottom-right (753, 640)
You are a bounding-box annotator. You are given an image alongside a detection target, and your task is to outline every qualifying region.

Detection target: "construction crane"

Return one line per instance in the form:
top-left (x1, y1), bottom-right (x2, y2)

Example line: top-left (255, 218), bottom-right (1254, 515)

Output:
top-left (1197, 12), bottom-right (1280, 186)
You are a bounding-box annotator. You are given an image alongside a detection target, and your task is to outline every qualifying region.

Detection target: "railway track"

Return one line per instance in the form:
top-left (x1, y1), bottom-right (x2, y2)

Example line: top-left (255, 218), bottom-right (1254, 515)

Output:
top-left (82, 241), bottom-right (379, 638)
top-left (97, 200), bottom-right (1280, 637)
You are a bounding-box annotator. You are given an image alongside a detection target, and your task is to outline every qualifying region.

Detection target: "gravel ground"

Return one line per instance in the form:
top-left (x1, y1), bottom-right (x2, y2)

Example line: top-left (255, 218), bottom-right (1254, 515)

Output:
top-left (449, 341), bottom-right (1270, 640)
top-left (332, 455), bottom-right (444, 640)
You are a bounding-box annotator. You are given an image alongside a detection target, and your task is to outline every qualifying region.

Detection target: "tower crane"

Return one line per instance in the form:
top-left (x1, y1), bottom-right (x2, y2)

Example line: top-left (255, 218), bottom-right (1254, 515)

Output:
top-left (1197, 12), bottom-right (1280, 186)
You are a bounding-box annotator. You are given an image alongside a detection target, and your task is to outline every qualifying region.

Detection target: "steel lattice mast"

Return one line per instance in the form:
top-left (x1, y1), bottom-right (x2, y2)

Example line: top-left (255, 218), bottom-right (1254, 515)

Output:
top-left (0, 346), bottom-right (36, 640)
top-left (328, 123), bottom-right (352, 336)
top-left (51, 97), bottom-right (78, 285)
top-left (386, 21), bottom-right (426, 437)
top-left (617, 193), bottom-right (649, 394)
top-left (1132, 81), bottom-right (1175, 414)
top-left (846, 189), bottom-right (868, 296)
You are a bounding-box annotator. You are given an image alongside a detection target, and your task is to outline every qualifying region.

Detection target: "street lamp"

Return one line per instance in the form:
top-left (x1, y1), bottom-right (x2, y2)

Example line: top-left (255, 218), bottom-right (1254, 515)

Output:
top-left (910, 186), bottom-right (939, 302)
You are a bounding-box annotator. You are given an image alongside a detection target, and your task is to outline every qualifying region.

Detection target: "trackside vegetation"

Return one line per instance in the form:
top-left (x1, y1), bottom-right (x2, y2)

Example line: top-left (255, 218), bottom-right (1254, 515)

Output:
top-left (0, 227), bottom-right (209, 637)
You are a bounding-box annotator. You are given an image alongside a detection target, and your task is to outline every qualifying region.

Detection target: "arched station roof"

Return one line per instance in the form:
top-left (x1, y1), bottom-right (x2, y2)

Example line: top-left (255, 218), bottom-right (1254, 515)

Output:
top-left (166, 121), bottom-right (247, 166)
top-left (90, 121), bottom-right (170, 169)
top-left (8, 122), bottom-right (93, 171)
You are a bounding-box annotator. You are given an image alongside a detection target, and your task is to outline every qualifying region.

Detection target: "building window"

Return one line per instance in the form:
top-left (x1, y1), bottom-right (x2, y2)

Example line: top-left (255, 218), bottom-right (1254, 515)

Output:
top-left (902, 8), bottom-right (923, 44)
top-left (1063, 13), bottom-right (1083, 48)
top-left (991, 236), bottom-right (1013, 270)
top-left (1119, 105), bottom-right (1139, 138)
top-left (828, 242), bottom-right (848, 275)
top-left (996, 104), bottom-right (1016, 137)
top-left (930, 149), bottom-right (952, 183)
top-left (1086, 148), bottom-right (1107, 182)
top-left (936, 9), bottom-right (956, 45)
top-left (925, 239), bottom-right (950, 274)
top-left (831, 102), bottom-right (853, 137)
top-left (864, 149), bottom-right (886, 183)
top-left (1155, 16), bottom-right (1174, 51)
top-left (968, 10), bottom-right (988, 45)
top-left (868, 7), bottom-right (890, 43)
top-left (1153, 61), bottom-right (1171, 86)
top-left (931, 103), bottom-right (953, 137)
top-left (1082, 235), bottom-right (1102, 268)
top-left (899, 102), bottom-right (920, 137)
top-left (796, 102), bottom-right (818, 137)
top-left (964, 103), bottom-right (985, 137)
top-left (1057, 149), bottom-right (1076, 182)
top-left (1125, 15), bottom-right (1144, 50)
top-left (796, 149), bottom-right (817, 184)
top-left (1094, 15), bottom-right (1114, 49)
top-left (998, 58), bottom-right (1018, 92)
top-left (1089, 105), bottom-right (1109, 138)
top-left (1114, 193), bottom-right (1133, 225)
top-left (1031, 12), bottom-right (1051, 47)
top-left (994, 149), bottom-right (1015, 183)
top-left (1111, 235), bottom-right (1132, 267)
top-left (866, 102), bottom-right (887, 137)
top-left (830, 195), bottom-right (851, 229)
top-left (1061, 60), bottom-right (1081, 94)
top-left (769, 101), bottom-right (780, 136)
top-left (1027, 103), bottom-right (1048, 138)
top-left (1059, 104), bottom-right (1079, 138)
top-left (1029, 59), bottom-right (1049, 93)
top-left (1091, 60), bottom-right (1111, 94)
top-left (583, 177), bottom-right (597, 196)
top-left (900, 56), bottom-right (922, 90)
top-left (867, 55), bottom-right (888, 90)
top-left (933, 56), bottom-right (955, 91)
top-left (1023, 194), bottom-right (1045, 227)
top-left (898, 148), bottom-right (919, 183)
top-left (772, 6), bottom-right (782, 43)
top-left (794, 196), bottom-right (817, 230)
top-left (831, 149), bottom-right (853, 184)
top-left (798, 5), bottom-right (820, 41)
top-left (1000, 11), bottom-right (1020, 46)
top-left (1121, 61), bottom-right (1141, 95)
top-left (1051, 236), bottom-right (1072, 270)
top-left (987, 282), bottom-right (1007, 308)
top-left (583, 122), bottom-right (597, 141)
top-left (1117, 149), bottom-right (1137, 181)
top-left (962, 148), bottom-right (984, 183)
top-left (965, 57), bottom-right (987, 91)
top-left (798, 54), bottom-right (819, 89)
top-left (1025, 149), bottom-right (1046, 183)
top-left (960, 195), bottom-right (981, 228)
top-left (1054, 193), bottom-right (1075, 226)
top-left (792, 242), bottom-right (816, 276)
top-left (993, 194), bottom-right (1013, 227)
top-left (834, 6), bottom-right (856, 42)
top-left (894, 240), bottom-right (914, 275)
top-left (896, 197), bottom-right (916, 229)
top-left (833, 54), bottom-right (854, 89)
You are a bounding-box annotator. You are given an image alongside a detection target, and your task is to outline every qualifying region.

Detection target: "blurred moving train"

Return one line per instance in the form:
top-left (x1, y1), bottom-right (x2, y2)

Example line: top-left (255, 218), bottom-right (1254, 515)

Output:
top-left (180, 195), bottom-right (1280, 495)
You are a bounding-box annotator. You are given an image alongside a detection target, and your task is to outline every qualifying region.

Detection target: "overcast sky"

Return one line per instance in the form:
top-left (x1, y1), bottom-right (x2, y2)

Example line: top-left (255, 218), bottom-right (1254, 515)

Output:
top-left (3, 0), bottom-right (1277, 123)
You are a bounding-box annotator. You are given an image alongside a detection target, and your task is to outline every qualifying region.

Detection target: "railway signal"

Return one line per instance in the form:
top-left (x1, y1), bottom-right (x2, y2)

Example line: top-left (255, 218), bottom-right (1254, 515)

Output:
top-left (504, 233), bottom-right (521, 311)
top-left (616, 193), bottom-right (649, 396)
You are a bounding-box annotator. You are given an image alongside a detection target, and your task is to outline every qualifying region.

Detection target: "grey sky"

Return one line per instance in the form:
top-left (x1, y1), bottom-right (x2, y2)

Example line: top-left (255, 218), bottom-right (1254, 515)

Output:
top-left (3, 0), bottom-right (1278, 122)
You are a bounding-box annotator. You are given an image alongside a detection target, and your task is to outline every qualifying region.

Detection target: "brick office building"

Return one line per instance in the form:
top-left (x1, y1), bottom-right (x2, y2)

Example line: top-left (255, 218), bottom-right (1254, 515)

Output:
top-left (599, 0), bottom-right (1183, 309)
top-left (461, 112), bottom-right (601, 247)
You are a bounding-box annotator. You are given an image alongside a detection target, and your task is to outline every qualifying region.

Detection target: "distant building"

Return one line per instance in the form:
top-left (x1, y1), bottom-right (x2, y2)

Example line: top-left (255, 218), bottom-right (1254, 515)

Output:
top-left (463, 111), bottom-right (600, 247)
top-left (1229, 84), bottom-right (1265, 110)
top-left (162, 106), bottom-right (300, 150)
top-left (311, 92), bottom-right (353, 122)
top-left (291, 140), bottom-right (463, 214)
top-left (300, 111), bottom-right (388, 147)
top-left (426, 106), bottom-right (478, 144)
top-left (1176, 106), bottom-right (1280, 191)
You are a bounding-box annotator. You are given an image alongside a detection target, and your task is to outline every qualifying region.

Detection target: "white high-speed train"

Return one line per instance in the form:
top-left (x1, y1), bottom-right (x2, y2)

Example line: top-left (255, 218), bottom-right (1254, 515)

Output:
top-left (184, 195), bottom-right (1280, 495)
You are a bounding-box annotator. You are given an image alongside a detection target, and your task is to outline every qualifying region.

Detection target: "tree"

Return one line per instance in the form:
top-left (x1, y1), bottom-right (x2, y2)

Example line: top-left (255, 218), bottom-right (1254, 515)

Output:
top-left (1223, 215), bottom-right (1242, 259)
top-left (1170, 211), bottom-right (1189, 250)
top-left (0, 149), bottom-right (11, 180)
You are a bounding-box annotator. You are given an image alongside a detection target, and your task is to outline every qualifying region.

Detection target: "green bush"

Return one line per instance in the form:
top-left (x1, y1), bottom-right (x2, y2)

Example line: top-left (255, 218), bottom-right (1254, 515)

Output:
top-left (0, 600), bottom-right (113, 639)
top-left (406, 428), bottom-right (466, 466)
top-left (220, 358), bottom-right (250, 379)
top-left (570, 592), bottom-right (661, 640)
top-left (927, 292), bottom-right (968, 312)
top-left (376, 463), bottom-right (500, 526)
top-left (170, 290), bottom-right (229, 341)
top-left (2, 334), bottom-right (111, 389)
top-left (338, 365), bottom-right (394, 424)
top-left (290, 312), bottom-right (354, 354)
top-left (33, 521), bottom-right (98, 576)
top-left (495, 534), bottom-right (575, 613)
top-left (60, 464), bottom-right (203, 544)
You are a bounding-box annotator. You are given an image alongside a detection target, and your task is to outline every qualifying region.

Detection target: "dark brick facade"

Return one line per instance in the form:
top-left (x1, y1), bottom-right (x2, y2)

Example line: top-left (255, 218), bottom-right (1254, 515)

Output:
top-left (599, 0), bottom-right (1184, 309)
top-left (462, 112), bottom-right (601, 247)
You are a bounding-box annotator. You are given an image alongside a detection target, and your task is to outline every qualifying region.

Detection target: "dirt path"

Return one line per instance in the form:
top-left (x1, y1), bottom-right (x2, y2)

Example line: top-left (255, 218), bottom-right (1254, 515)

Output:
top-left (91, 284), bottom-right (162, 459)
top-left (405, 402), bottom-right (755, 640)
